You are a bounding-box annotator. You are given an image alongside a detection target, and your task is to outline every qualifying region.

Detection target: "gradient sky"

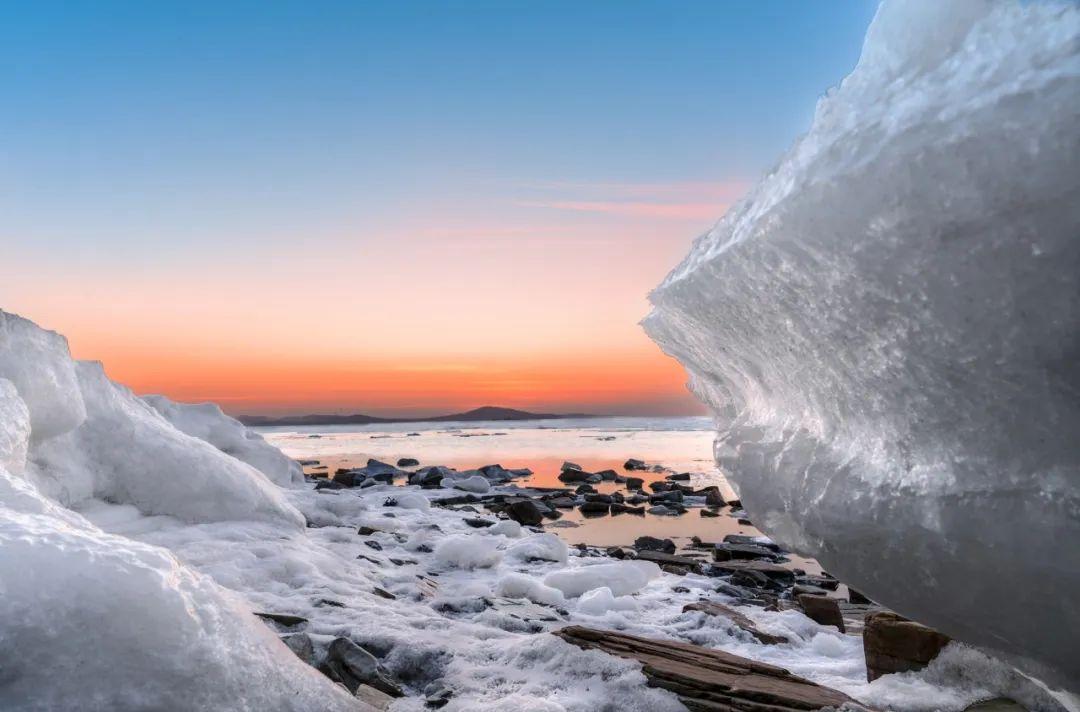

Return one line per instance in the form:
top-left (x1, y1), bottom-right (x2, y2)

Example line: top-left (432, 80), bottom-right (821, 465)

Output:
top-left (2, 1), bottom-right (878, 417)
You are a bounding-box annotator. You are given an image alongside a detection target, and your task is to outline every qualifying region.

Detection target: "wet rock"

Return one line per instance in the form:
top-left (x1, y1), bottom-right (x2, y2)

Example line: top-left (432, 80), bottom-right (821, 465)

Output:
top-left (372, 587), bottom-right (397, 600)
top-left (711, 560), bottom-right (796, 586)
top-left (358, 526), bottom-right (379, 536)
top-left (712, 543), bottom-right (777, 562)
top-left (561, 461), bottom-right (583, 472)
top-left (727, 499), bottom-right (742, 509)
top-left (254, 612), bottom-right (308, 628)
top-left (574, 484), bottom-right (596, 494)
top-left (666, 472), bottom-right (691, 481)
top-left (411, 466), bottom-right (454, 488)
top-left (424, 682), bottom-right (453, 709)
top-left (700, 509), bottom-right (720, 518)
top-left (579, 501), bottom-right (610, 515)
top-left (722, 534), bottom-right (781, 552)
top-left (507, 499), bottom-right (545, 526)
top-left (558, 468), bottom-right (595, 483)
top-left (705, 490), bottom-right (726, 507)
top-left (863, 611), bottom-right (950, 681)
top-left (597, 469), bottom-right (619, 481)
top-left (548, 497), bottom-right (577, 509)
top-left (683, 602), bottom-right (789, 645)
top-left (633, 536), bottom-right (676, 554)
top-left (625, 476), bottom-right (644, 490)
top-left (737, 517), bottom-right (754, 525)
top-left (647, 505), bottom-right (677, 516)
top-left (796, 576), bottom-right (840, 592)
top-left (797, 595), bottom-right (846, 633)
top-left (280, 632), bottom-right (316, 664)
top-left (364, 540), bottom-right (383, 551)
top-left (635, 550), bottom-right (702, 571)
top-left (964, 699), bottom-right (1028, 712)
top-left (610, 503), bottom-right (644, 515)
top-left (584, 494), bottom-right (613, 504)
top-left (397, 457), bottom-right (420, 467)
top-left (606, 546), bottom-right (628, 559)
top-left (463, 517), bottom-right (495, 528)
top-left (848, 588), bottom-right (874, 605)
top-left (555, 626), bottom-right (859, 712)
top-left (623, 458), bottom-right (647, 471)
top-left (314, 479), bottom-right (346, 491)
top-left (322, 637), bottom-right (403, 698)
top-left (648, 481), bottom-right (671, 492)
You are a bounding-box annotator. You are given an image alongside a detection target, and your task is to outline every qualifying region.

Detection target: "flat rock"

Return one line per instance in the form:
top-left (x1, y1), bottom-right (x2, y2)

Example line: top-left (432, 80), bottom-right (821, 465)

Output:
top-left (797, 595), bottom-right (846, 633)
top-left (254, 612), bottom-right (307, 628)
top-left (554, 626), bottom-right (861, 712)
top-left (713, 543), bottom-right (778, 562)
top-left (634, 536), bottom-right (676, 554)
top-left (354, 684), bottom-right (395, 710)
top-left (635, 550), bottom-right (702, 570)
top-left (321, 637), bottom-right (403, 698)
top-left (682, 602), bottom-right (789, 645)
top-left (710, 560), bottom-right (795, 584)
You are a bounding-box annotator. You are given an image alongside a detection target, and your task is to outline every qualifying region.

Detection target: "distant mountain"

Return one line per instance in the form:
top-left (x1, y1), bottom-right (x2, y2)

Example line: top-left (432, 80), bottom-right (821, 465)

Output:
top-left (237, 405), bottom-right (597, 427)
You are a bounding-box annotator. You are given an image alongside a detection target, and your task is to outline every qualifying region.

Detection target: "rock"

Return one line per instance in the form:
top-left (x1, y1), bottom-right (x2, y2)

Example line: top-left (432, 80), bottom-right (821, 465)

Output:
top-left (648, 481), bottom-right (671, 492)
top-left (700, 509), bottom-right (720, 518)
top-left (314, 479), bottom-right (346, 491)
top-left (363, 540), bottom-right (383, 551)
top-left (649, 490), bottom-right (684, 504)
top-left (623, 458), bottom-right (647, 470)
top-left (507, 499), bottom-right (545, 526)
top-left (558, 468), bottom-right (595, 483)
top-left (597, 469), bottom-right (619, 481)
top-left (555, 626), bottom-right (859, 711)
top-left (606, 546), bottom-right (627, 559)
top-left (548, 497), bottom-right (576, 509)
top-left (722, 534), bottom-right (781, 552)
top-left (354, 684), bottom-right (395, 710)
top-left (964, 699), bottom-right (1028, 712)
top-left (705, 490), bottom-right (726, 507)
top-left (372, 587), bottom-right (397, 600)
top-left (322, 637), bottom-right (404, 698)
top-left (358, 526), bottom-right (379, 536)
top-left (574, 484), bottom-right (596, 494)
top-left (737, 517), bottom-right (754, 525)
top-left (712, 543), bottom-right (777, 561)
top-left (411, 465), bottom-right (456, 488)
top-left (561, 461), bottom-right (583, 472)
top-left (710, 560), bottom-right (796, 585)
top-left (583, 494), bottom-right (613, 504)
top-left (635, 550), bottom-right (702, 571)
top-left (796, 576), bottom-right (840, 592)
top-left (424, 682), bottom-right (453, 709)
top-left (667, 472), bottom-right (691, 481)
top-left (254, 612), bottom-right (307, 628)
top-left (647, 505), bottom-right (677, 516)
top-left (848, 587), bottom-right (874, 604)
top-left (280, 632), bottom-right (316, 664)
top-left (634, 536), bottom-right (676, 554)
top-left (463, 517), bottom-right (494, 528)
top-left (863, 611), bottom-right (950, 681)
top-left (625, 476), bottom-right (644, 490)
top-left (397, 457), bottom-right (420, 467)
top-left (579, 501), bottom-right (610, 515)
top-left (797, 595), bottom-right (846, 632)
top-left (683, 602), bottom-right (789, 645)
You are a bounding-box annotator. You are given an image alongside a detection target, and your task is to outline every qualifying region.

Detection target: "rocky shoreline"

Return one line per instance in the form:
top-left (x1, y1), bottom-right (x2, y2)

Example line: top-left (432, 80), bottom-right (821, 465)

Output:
top-left (260, 454), bottom-right (1017, 711)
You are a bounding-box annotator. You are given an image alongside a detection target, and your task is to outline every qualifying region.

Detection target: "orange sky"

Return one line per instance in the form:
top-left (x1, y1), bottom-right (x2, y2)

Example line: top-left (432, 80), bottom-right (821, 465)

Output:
top-left (5, 184), bottom-right (744, 416)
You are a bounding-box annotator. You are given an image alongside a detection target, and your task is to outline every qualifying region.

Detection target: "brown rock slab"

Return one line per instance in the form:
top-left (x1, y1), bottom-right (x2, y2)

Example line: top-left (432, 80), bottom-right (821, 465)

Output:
top-left (683, 601), bottom-right (790, 645)
top-left (554, 626), bottom-right (862, 711)
top-left (863, 611), bottom-right (950, 681)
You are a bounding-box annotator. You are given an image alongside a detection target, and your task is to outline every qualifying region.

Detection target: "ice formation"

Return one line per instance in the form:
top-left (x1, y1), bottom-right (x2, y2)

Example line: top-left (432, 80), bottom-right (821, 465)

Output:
top-left (143, 394), bottom-right (304, 486)
top-left (645, 0), bottom-right (1080, 694)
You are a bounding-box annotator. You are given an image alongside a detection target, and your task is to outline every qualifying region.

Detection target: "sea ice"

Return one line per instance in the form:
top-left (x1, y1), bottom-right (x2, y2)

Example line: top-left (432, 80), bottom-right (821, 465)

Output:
top-left (645, 0), bottom-right (1080, 693)
top-left (543, 560), bottom-right (661, 598)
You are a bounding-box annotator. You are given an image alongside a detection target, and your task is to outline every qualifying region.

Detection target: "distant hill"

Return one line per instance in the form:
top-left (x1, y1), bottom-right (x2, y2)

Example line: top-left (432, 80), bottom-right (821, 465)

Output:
top-left (237, 405), bottom-right (597, 427)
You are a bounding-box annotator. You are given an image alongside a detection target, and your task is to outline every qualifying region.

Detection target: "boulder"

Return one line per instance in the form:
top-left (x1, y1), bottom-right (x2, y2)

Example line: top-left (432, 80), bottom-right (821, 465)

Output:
top-left (633, 536), bottom-right (676, 554)
top-left (625, 476), bottom-right (644, 490)
top-left (558, 468), bottom-right (595, 483)
top-left (396, 457), bottom-right (419, 467)
top-left (863, 611), bottom-right (950, 681)
top-left (705, 490), bottom-right (726, 507)
top-left (712, 543), bottom-right (777, 561)
top-left (354, 684), bottom-right (395, 710)
top-left (700, 509), bottom-right (720, 518)
top-left (321, 637), bottom-right (403, 698)
top-left (280, 632), bottom-right (316, 664)
top-left (561, 461), bottom-right (583, 472)
top-left (666, 472), bottom-right (691, 481)
top-left (597, 469), bottom-right (619, 481)
top-left (623, 458), bottom-right (647, 470)
top-left (507, 499), bottom-right (545, 526)
top-left (579, 501), bottom-right (610, 515)
top-left (797, 595), bottom-right (846, 632)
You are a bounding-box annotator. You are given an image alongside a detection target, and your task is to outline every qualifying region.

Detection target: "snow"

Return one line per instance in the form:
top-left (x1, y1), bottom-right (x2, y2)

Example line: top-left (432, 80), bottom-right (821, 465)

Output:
top-left (504, 533), bottom-right (569, 564)
top-left (0, 379), bottom-right (29, 474)
top-left (576, 587), bottom-right (639, 616)
top-left (645, 0), bottom-right (1080, 695)
top-left (442, 474), bottom-right (491, 494)
top-left (435, 535), bottom-right (503, 569)
top-left (144, 394), bottom-right (304, 486)
top-left (543, 560), bottom-right (661, 599)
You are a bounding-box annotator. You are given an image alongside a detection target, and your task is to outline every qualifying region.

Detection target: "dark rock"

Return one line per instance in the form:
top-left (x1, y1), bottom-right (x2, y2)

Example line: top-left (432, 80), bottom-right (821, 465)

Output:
top-left (633, 536), bottom-right (676, 554)
top-left (705, 490), bottom-right (726, 507)
top-left (322, 637), bottom-right (404, 697)
top-left (848, 587), bottom-right (874, 605)
top-left (625, 476), bottom-right (644, 490)
top-left (254, 612), bottom-right (307, 628)
top-left (463, 517), bottom-right (495, 528)
top-left (372, 587), bottom-right (397, 600)
top-left (700, 509), bottom-right (720, 518)
top-left (424, 683), bottom-right (453, 709)
top-left (666, 472), bottom-right (691, 481)
top-left (625, 494), bottom-right (648, 505)
top-left (364, 540), bottom-right (383, 551)
top-left (723, 534), bottom-right (782, 552)
top-left (317, 598), bottom-right (346, 608)
top-left (618, 505), bottom-right (645, 515)
top-left (507, 499), bottom-right (544, 526)
top-left (596, 469), bottom-right (618, 481)
top-left (433, 494), bottom-right (481, 506)
top-left (635, 550), bottom-right (702, 571)
top-left (548, 497), bottom-right (577, 509)
top-left (558, 468), bottom-right (595, 483)
top-left (397, 457), bottom-right (420, 467)
top-left (737, 517), bottom-right (754, 525)
top-left (554, 626), bottom-right (859, 712)
top-left (280, 632), bottom-right (316, 664)
top-left (797, 595), bottom-right (846, 632)
top-left (712, 543), bottom-right (777, 562)
top-left (584, 494), bottom-right (613, 504)
top-left (796, 576), bottom-right (840, 592)
top-left (683, 601), bottom-right (789, 645)
top-left (315, 479), bottom-right (346, 491)
top-left (579, 501), bottom-right (610, 515)
top-left (606, 546), bottom-right (627, 559)
top-left (574, 484), bottom-right (596, 494)
top-left (863, 611), bottom-right (950, 681)
top-left (358, 526), bottom-right (379, 536)
top-left (727, 499), bottom-right (742, 509)
top-left (711, 560), bottom-right (796, 585)
top-left (561, 461), bottom-right (582, 472)
top-left (623, 458), bottom-right (647, 471)
top-left (648, 481), bottom-right (671, 492)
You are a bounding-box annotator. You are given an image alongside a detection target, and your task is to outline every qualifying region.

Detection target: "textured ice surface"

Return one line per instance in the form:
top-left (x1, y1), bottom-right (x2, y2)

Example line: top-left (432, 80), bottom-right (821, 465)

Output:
top-left (645, 0), bottom-right (1080, 694)
top-left (144, 394), bottom-right (304, 486)
top-left (0, 380), bottom-right (29, 474)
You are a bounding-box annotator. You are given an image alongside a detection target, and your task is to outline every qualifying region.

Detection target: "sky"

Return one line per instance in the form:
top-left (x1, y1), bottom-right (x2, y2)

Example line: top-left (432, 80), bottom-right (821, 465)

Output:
top-left (1, 0), bottom-right (879, 417)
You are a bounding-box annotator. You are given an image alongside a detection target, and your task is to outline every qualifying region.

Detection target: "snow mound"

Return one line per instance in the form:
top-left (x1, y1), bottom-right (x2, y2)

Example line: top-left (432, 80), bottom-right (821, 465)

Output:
top-left (543, 560), bottom-right (661, 598)
top-left (30, 361), bottom-right (303, 529)
top-left (435, 535), bottom-right (503, 569)
top-left (504, 533), bottom-right (569, 564)
top-left (441, 474), bottom-right (491, 494)
top-left (143, 394), bottom-right (303, 486)
top-left (0, 467), bottom-right (359, 712)
top-left (494, 573), bottom-right (567, 607)
top-left (645, 0), bottom-right (1080, 693)
top-left (577, 586), bottom-right (639, 616)
top-left (0, 311), bottom-right (86, 441)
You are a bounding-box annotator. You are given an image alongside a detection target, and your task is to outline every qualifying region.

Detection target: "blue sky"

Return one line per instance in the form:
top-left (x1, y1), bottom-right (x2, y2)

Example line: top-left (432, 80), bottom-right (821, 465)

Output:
top-left (1, 1), bottom-right (880, 415)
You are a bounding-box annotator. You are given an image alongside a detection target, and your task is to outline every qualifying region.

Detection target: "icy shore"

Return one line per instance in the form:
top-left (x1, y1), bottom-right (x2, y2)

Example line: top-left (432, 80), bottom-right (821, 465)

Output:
top-left (0, 309), bottom-right (1066, 711)
top-left (645, 0), bottom-right (1080, 699)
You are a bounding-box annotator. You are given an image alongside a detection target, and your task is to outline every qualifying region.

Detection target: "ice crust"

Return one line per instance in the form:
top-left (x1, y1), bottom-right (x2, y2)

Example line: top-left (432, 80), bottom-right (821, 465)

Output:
top-left (144, 394), bottom-right (304, 487)
top-left (645, 0), bottom-right (1080, 693)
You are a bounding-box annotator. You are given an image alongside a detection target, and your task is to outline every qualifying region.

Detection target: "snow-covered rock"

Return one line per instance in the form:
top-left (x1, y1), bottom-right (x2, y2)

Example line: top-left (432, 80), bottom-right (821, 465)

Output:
top-left (143, 394), bottom-right (304, 486)
top-left (645, 0), bottom-right (1080, 694)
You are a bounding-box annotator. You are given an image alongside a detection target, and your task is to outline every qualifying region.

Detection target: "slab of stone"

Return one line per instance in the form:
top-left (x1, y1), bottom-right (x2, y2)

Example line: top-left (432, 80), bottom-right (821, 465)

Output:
top-left (797, 595), bottom-right (846, 633)
top-left (863, 611), bottom-right (950, 681)
top-left (554, 626), bottom-right (861, 711)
